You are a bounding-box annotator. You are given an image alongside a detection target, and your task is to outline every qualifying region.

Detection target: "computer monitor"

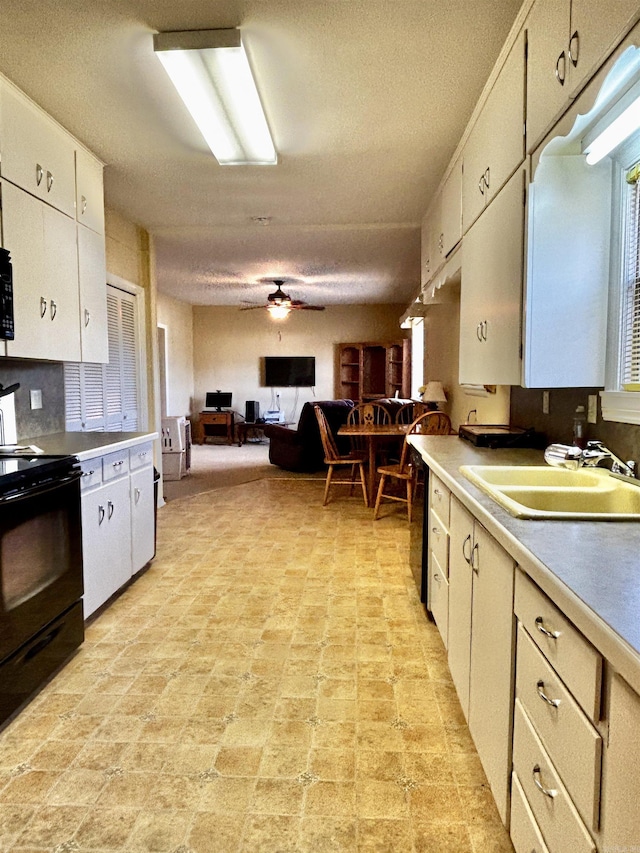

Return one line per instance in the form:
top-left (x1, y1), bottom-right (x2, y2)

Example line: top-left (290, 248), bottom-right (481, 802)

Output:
top-left (205, 391), bottom-right (232, 411)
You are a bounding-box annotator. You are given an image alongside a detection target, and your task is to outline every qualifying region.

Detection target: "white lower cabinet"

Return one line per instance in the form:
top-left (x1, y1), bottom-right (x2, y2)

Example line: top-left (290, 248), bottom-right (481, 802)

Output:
top-left (427, 473), bottom-right (450, 648)
top-left (447, 495), bottom-right (515, 823)
top-left (82, 474), bottom-right (131, 619)
top-left (80, 440), bottom-right (155, 618)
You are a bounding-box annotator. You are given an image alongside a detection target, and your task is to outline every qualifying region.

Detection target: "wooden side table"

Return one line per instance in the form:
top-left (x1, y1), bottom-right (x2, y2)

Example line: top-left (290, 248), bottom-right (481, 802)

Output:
top-left (196, 411), bottom-right (235, 445)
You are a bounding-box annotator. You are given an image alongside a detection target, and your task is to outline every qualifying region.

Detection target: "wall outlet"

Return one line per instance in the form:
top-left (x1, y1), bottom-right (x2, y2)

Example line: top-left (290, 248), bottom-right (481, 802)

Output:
top-left (542, 390), bottom-right (550, 414)
top-left (588, 394), bottom-right (598, 424)
top-left (30, 389), bottom-right (42, 410)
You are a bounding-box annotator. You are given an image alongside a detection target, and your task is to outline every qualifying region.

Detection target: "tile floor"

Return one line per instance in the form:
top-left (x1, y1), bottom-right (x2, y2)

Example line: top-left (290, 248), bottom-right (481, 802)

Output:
top-left (0, 479), bottom-right (514, 853)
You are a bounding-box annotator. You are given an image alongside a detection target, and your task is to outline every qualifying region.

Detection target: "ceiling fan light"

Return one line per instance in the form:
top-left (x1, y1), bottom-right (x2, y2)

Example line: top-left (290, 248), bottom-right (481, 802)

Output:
top-left (267, 303), bottom-right (291, 320)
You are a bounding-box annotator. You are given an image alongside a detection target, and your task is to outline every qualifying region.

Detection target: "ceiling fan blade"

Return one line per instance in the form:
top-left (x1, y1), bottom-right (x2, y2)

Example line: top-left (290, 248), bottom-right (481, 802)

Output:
top-left (299, 304), bottom-right (326, 311)
top-left (239, 304), bottom-right (266, 311)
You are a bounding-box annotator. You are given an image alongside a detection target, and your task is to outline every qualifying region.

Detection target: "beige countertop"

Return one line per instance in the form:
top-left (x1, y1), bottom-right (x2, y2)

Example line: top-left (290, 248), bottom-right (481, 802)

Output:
top-left (22, 431), bottom-right (158, 462)
top-left (409, 434), bottom-right (640, 695)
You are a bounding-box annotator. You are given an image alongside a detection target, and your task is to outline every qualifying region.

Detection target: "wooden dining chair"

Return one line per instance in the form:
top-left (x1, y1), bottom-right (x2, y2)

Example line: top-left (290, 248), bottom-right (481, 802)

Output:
top-left (314, 405), bottom-right (369, 507)
top-left (348, 402), bottom-right (391, 426)
top-left (373, 411), bottom-right (453, 521)
top-left (394, 401), bottom-right (430, 424)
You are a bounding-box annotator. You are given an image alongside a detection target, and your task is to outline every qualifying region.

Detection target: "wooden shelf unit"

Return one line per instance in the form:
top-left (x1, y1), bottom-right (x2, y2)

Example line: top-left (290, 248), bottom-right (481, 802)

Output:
top-left (336, 340), bottom-right (411, 403)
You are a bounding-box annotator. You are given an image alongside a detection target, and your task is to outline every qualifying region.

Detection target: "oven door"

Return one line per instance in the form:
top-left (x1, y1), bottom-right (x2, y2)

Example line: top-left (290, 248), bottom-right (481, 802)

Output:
top-left (0, 470), bottom-right (82, 663)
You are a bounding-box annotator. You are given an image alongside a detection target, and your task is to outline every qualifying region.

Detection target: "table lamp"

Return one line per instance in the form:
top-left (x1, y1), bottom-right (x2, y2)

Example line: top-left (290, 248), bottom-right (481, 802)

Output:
top-left (422, 380), bottom-right (447, 411)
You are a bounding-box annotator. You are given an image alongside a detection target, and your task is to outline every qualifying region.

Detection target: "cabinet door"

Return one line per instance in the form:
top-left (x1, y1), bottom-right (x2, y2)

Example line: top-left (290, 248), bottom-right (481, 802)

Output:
top-left (468, 524), bottom-right (515, 824)
top-left (82, 477), bottom-right (132, 618)
top-left (440, 155), bottom-right (462, 258)
top-left (569, 0), bottom-right (640, 99)
top-left (3, 181), bottom-right (80, 362)
top-left (526, 0), bottom-right (572, 151)
top-left (0, 82), bottom-right (76, 217)
top-left (131, 466), bottom-right (155, 574)
top-left (78, 225), bottom-right (108, 363)
top-left (447, 497), bottom-right (474, 720)
top-left (459, 168), bottom-right (524, 386)
top-left (462, 31), bottom-right (525, 232)
top-left (601, 673), bottom-right (640, 848)
top-left (421, 210), bottom-right (435, 286)
top-left (75, 148), bottom-right (105, 235)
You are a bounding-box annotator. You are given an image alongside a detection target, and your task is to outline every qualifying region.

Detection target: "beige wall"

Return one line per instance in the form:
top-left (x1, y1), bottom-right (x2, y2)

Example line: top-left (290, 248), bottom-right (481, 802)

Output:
top-left (157, 292), bottom-right (194, 417)
top-left (193, 304), bottom-right (407, 423)
top-left (423, 287), bottom-right (510, 430)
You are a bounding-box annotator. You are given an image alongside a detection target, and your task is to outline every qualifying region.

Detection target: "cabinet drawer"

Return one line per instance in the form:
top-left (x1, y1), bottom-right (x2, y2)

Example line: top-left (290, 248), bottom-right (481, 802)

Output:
top-left (513, 700), bottom-right (596, 853)
top-left (515, 570), bottom-right (602, 721)
top-left (429, 551), bottom-right (449, 649)
top-left (428, 508), bottom-right (449, 576)
top-left (510, 770), bottom-right (550, 853)
top-left (516, 623), bottom-right (602, 829)
top-left (101, 448), bottom-right (129, 482)
top-left (130, 441), bottom-right (154, 471)
top-left (429, 473), bottom-right (450, 526)
top-left (79, 459), bottom-right (102, 492)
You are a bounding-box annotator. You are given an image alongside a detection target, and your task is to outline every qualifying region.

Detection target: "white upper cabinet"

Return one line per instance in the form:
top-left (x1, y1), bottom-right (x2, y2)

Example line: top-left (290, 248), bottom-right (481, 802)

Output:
top-left (75, 148), bottom-right (105, 235)
top-left (459, 167), bottom-right (525, 386)
top-left (2, 180), bottom-right (81, 362)
top-left (526, 0), bottom-right (640, 151)
top-left (439, 155), bottom-right (463, 261)
top-left (462, 29), bottom-right (526, 232)
top-left (0, 82), bottom-right (76, 218)
top-left (78, 225), bottom-right (108, 364)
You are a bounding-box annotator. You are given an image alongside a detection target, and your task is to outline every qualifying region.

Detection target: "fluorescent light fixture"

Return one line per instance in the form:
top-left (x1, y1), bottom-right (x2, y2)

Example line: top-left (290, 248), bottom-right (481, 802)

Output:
top-left (582, 76), bottom-right (640, 165)
top-left (153, 29), bottom-right (277, 166)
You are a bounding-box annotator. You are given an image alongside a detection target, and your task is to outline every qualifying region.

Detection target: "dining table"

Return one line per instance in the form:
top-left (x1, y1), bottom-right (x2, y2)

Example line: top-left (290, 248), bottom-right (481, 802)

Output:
top-left (337, 422), bottom-right (409, 505)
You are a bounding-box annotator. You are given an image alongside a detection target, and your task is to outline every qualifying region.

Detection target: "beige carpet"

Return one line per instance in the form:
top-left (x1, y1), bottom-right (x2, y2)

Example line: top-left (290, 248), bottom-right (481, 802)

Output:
top-left (162, 440), bottom-right (325, 502)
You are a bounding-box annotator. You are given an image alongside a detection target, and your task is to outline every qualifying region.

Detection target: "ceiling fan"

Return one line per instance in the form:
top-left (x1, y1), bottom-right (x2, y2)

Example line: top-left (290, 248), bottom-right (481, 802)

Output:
top-left (240, 280), bottom-right (326, 319)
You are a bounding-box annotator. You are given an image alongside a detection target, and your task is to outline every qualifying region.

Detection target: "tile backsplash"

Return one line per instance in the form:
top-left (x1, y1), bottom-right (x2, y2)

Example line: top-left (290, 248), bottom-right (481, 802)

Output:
top-left (0, 358), bottom-right (65, 439)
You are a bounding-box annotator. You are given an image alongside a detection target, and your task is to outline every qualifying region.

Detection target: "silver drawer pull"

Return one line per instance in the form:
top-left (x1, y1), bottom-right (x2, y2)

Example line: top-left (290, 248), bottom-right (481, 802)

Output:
top-left (536, 680), bottom-right (560, 708)
top-left (532, 764), bottom-right (557, 798)
top-left (535, 616), bottom-right (560, 640)
top-left (113, 460), bottom-right (124, 467)
top-left (81, 469), bottom-right (95, 477)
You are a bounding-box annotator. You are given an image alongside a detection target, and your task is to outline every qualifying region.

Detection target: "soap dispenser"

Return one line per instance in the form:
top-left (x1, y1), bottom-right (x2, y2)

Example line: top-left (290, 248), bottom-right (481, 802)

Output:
top-left (572, 405), bottom-right (586, 449)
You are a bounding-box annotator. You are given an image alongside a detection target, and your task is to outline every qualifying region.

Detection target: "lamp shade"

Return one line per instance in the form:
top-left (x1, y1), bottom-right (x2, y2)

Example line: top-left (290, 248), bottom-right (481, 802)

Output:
top-left (422, 381), bottom-right (447, 403)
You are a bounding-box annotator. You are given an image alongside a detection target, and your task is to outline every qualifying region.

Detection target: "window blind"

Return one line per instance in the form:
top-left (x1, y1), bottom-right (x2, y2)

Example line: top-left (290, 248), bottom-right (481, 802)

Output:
top-left (622, 164), bottom-right (640, 389)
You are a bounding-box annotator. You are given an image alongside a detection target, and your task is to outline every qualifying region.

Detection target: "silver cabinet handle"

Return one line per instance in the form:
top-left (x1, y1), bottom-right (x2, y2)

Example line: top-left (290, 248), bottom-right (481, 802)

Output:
top-left (484, 167), bottom-right (490, 189)
top-left (81, 469), bottom-right (95, 478)
top-left (434, 488), bottom-right (442, 498)
top-left (462, 533), bottom-right (472, 565)
top-left (40, 296), bottom-right (47, 318)
top-left (432, 526), bottom-right (440, 535)
top-left (84, 308), bottom-right (90, 327)
top-left (36, 163), bottom-right (44, 186)
top-left (50, 300), bottom-right (57, 321)
top-left (433, 572), bottom-right (442, 583)
top-left (569, 30), bottom-right (579, 68)
top-left (81, 195), bottom-right (87, 215)
top-left (536, 680), bottom-right (561, 708)
top-left (532, 764), bottom-right (557, 798)
top-left (476, 322), bottom-right (483, 341)
top-left (46, 171), bottom-right (54, 193)
top-left (471, 541), bottom-right (479, 573)
top-left (107, 500), bottom-right (114, 519)
top-left (113, 460), bottom-right (124, 468)
top-left (481, 320), bottom-right (488, 341)
top-left (535, 616), bottom-right (560, 640)
top-left (98, 504), bottom-right (105, 525)
top-left (478, 174), bottom-right (485, 195)
top-left (555, 50), bottom-right (566, 85)
top-left (134, 488), bottom-right (141, 504)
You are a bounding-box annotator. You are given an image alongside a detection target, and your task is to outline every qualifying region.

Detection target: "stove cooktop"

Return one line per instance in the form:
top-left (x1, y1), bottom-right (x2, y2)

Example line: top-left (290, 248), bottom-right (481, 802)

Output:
top-left (0, 453), bottom-right (79, 494)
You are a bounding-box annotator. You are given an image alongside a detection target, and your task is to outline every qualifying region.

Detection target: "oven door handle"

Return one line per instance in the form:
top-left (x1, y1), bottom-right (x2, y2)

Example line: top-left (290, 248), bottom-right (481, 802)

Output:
top-left (0, 470), bottom-right (81, 504)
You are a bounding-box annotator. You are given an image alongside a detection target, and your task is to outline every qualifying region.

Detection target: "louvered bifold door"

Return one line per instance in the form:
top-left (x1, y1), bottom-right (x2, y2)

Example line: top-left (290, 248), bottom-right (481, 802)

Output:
top-left (119, 291), bottom-right (139, 431)
top-left (63, 363), bottom-right (83, 431)
top-left (622, 166), bottom-right (640, 389)
top-left (105, 290), bottom-right (124, 430)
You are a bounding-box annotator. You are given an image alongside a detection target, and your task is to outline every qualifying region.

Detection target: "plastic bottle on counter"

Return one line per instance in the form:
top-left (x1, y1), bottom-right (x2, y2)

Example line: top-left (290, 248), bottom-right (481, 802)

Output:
top-left (573, 405), bottom-right (586, 449)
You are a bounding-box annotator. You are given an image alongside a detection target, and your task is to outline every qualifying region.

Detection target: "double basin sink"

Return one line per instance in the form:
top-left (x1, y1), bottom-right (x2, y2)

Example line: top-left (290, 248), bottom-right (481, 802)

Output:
top-left (459, 464), bottom-right (640, 520)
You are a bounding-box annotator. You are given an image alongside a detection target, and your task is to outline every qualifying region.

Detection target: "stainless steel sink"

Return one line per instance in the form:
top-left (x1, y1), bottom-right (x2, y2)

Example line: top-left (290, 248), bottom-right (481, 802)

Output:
top-left (459, 464), bottom-right (640, 520)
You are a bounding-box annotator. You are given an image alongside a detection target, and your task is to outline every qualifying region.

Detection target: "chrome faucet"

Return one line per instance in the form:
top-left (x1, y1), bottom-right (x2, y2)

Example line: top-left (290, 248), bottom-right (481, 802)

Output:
top-left (544, 440), bottom-right (637, 479)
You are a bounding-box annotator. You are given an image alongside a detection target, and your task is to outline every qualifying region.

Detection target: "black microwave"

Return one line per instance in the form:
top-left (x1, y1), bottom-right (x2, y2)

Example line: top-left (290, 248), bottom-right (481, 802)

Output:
top-left (0, 248), bottom-right (14, 341)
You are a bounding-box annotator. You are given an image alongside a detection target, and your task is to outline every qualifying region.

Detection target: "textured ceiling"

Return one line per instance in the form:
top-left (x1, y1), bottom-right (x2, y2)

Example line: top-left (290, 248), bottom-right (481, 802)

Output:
top-left (0, 0), bottom-right (522, 308)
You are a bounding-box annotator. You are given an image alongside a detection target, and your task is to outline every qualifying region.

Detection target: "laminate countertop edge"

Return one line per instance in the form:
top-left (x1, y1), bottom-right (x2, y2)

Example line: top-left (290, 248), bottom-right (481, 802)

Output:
top-left (409, 434), bottom-right (640, 696)
top-left (21, 431), bottom-right (159, 462)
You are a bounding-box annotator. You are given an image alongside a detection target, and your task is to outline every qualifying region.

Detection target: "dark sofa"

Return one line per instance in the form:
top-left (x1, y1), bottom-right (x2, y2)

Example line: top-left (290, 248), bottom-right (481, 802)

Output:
top-left (264, 399), bottom-right (355, 473)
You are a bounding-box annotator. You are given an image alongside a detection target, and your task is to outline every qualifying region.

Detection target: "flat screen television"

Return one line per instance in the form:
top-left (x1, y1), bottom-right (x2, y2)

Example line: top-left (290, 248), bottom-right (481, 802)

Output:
top-left (205, 391), bottom-right (232, 411)
top-left (263, 356), bottom-right (315, 387)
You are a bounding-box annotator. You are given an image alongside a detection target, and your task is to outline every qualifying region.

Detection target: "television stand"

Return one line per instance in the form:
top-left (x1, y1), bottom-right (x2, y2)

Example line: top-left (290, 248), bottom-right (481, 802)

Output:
top-left (195, 410), bottom-right (234, 445)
